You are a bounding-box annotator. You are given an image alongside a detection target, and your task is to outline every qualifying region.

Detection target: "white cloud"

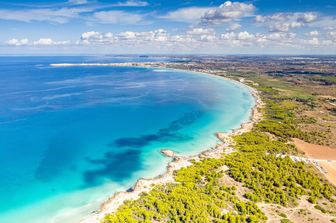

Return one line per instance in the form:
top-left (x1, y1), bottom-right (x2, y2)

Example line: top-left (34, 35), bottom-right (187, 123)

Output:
top-left (220, 31), bottom-right (266, 46)
top-left (118, 29), bottom-right (168, 42)
top-left (201, 1), bottom-right (255, 25)
top-left (76, 29), bottom-right (331, 50)
top-left (161, 2), bottom-right (255, 26)
top-left (6, 38), bottom-right (29, 46)
top-left (118, 31), bottom-right (137, 40)
top-left (170, 35), bottom-right (195, 43)
top-left (81, 31), bottom-right (102, 40)
top-left (256, 12), bottom-right (318, 32)
top-left (226, 23), bottom-right (242, 31)
top-left (200, 34), bottom-right (217, 42)
top-left (306, 37), bottom-right (319, 46)
top-left (79, 29), bottom-right (169, 45)
top-left (150, 29), bottom-right (169, 42)
top-left (309, 17), bottom-right (336, 30)
top-left (221, 32), bottom-right (236, 40)
top-left (220, 31), bottom-right (298, 47)
top-left (269, 21), bottom-right (303, 32)
top-left (34, 38), bottom-right (54, 45)
top-left (93, 10), bottom-right (143, 24)
top-left (267, 32), bottom-right (296, 41)
top-left (308, 30), bottom-right (319, 36)
top-left (77, 29), bottom-right (305, 51)
top-left (5, 38), bottom-right (69, 46)
top-left (237, 31), bottom-right (255, 40)
top-left (6, 27), bottom-right (336, 52)
top-left (299, 13), bottom-right (318, 23)
top-left (160, 7), bottom-right (214, 23)
top-left (255, 15), bottom-right (265, 23)
top-left (256, 12), bottom-right (318, 23)
top-left (187, 28), bottom-right (215, 35)
top-left (33, 38), bottom-right (69, 46)
top-left (80, 31), bottom-right (116, 44)
top-left (329, 31), bottom-right (336, 42)
top-left (81, 31), bottom-right (103, 44)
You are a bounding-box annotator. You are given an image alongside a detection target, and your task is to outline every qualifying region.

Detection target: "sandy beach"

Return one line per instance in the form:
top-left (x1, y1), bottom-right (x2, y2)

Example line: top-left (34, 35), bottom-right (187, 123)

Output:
top-left (79, 65), bottom-right (263, 223)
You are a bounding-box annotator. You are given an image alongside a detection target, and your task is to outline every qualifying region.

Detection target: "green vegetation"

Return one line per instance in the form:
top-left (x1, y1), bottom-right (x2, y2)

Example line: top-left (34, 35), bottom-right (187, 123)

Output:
top-left (278, 213), bottom-right (287, 218)
top-left (280, 219), bottom-right (293, 223)
top-left (314, 205), bottom-right (328, 213)
top-left (225, 131), bottom-right (333, 206)
top-left (224, 81), bottom-right (334, 206)
top-left (253, 85), bottom-right (304, 139)
top-left (103, 158), bottom-right (267, 223)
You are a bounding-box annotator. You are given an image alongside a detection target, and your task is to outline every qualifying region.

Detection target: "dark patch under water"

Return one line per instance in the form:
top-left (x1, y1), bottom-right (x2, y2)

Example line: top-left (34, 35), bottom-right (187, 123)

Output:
top-left (81, 111), bottom-right (202, 187)
top-left (83, 149), bottom-right (142, 186)
top-left (113, 111), bottom-right (202, 148)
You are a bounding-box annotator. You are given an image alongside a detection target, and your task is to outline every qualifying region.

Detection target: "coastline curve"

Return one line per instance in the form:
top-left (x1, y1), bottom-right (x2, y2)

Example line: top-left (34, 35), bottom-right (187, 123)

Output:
top-left (67, 63), bottom-right (264, 223)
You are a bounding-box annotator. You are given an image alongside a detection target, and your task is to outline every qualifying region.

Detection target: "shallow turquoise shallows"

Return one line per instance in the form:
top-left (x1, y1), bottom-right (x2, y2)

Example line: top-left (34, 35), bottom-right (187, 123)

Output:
top-left (0, 56), bottom-right (254, 223)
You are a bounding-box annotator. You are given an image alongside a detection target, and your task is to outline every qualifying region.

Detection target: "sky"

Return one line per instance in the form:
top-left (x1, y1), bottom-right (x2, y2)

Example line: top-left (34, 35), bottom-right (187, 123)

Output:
top-left (0, 0), bottom-right (336, 55)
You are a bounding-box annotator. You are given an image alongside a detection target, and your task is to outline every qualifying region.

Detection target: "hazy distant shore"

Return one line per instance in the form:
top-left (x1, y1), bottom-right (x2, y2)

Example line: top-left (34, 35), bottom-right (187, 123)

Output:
top-left (77, 63), bottom-right (263, 223)
top-left (50, 63), bottom-right (155, 67)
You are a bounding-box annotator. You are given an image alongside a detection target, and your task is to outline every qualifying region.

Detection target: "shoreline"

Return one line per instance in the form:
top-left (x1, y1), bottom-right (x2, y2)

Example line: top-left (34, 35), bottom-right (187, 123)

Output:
top-left (78, 63), bottom-right (264, 223)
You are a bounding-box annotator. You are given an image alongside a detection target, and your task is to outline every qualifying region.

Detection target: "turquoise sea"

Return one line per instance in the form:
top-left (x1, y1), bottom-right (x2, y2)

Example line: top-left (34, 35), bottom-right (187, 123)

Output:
top-left (0, 56), bottom-right (254, 223)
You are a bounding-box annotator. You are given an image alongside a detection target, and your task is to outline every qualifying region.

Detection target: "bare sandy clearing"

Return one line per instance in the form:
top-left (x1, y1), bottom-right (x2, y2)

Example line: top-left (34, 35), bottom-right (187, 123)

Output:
top-left (319, 161), bottom-right (336, 187)
top-left (293, 138), bottom-right (336, 160)
top-left (293, 138), bottom-right (336, 187)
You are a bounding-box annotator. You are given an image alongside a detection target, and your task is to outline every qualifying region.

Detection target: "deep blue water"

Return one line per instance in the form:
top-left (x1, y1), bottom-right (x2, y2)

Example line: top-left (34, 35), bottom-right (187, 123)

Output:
top-left (0, 56), bottom-right (254, 223)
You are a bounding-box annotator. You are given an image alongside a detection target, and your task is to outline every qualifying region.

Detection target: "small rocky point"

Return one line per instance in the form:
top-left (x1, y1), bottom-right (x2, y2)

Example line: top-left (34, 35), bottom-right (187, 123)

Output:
top-left (161, 149), bottom-right (176, 158)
